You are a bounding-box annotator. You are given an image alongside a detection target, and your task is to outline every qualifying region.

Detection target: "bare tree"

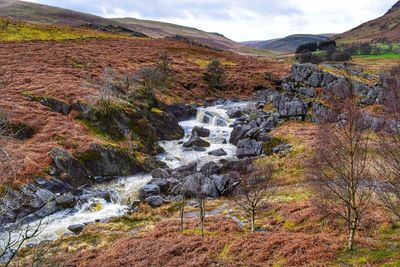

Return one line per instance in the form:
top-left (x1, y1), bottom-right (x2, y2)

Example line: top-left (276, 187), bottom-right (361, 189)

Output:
top-left (309, 71), bottom-right (374, 250)
top-left (375, 64), bottom-right (400, 221)
top-left (186, 174), bottom-right (207, 238)
top-left (233, 162), bottom-right (275, 233)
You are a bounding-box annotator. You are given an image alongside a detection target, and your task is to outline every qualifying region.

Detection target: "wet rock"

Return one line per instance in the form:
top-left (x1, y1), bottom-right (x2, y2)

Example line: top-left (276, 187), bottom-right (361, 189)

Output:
top-left (145, 196), bottom-right (165, 208)
top-left (192, 126), bottom-right (210, 137)
top-left (192, 146), bottom-right (207, 152)
top-left (139, 184), bottom-right (160, 200)
top-left (151, 168), bottom-right (170, 179)
top-left (148, 110), bottom-right (185, 141)
top-left (55, 193), bottom-right (78, 209)
top-left (183, 135), bottom-right (211, 148)
top-left (236, 138), bottom-right (263, 158)
top-left (162, 104), bottom-right (197, 121)
top-left (227, 108), bottom-right (245, 119)
top-left (229, 125), bottom-right (251, 145)
top-left (208, 148), bottom-right (227, 157)
top-left (68, 224), bottom-right (85, 234)
top-left (200, 162), bottom-right (221, 176)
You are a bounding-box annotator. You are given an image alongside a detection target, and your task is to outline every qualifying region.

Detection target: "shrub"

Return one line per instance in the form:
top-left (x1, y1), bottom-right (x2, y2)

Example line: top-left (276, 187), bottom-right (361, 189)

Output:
top-left (330, 51), bottom-right (351, 62)
top-left (318, 40), bottom-right (336, 51)
top-left (295, 42), bottom-right (318, 54)
top-left (203, 59), bottom-right (226, 91)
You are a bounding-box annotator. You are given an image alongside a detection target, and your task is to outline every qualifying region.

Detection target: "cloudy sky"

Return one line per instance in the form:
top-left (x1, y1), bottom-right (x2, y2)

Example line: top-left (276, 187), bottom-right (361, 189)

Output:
top-left (26, 0), bottom-right (397, 41)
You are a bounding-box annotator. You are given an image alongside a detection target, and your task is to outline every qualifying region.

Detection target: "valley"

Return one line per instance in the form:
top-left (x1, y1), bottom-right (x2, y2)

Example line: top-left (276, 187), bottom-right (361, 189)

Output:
top-left (0, 0), bottom-right (400, 266)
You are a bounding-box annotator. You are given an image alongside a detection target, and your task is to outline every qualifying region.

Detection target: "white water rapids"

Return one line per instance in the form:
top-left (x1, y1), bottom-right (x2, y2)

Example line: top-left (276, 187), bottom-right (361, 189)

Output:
top-left (2, 102), bottom-right (250, 247)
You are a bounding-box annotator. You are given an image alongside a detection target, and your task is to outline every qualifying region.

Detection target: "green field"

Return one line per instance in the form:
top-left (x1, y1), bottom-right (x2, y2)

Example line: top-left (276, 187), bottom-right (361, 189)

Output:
top-left (353, 53), bottom-right (400, 59)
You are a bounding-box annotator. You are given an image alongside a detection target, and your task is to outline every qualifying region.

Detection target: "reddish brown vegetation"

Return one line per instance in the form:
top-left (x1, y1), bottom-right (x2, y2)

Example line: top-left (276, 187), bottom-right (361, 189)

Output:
top-left (228, 232), bottom-right (340, 266)
top-left (0, 38), bottom-right (289, 184)
top-left (66, 216), bottom-right (242, 267)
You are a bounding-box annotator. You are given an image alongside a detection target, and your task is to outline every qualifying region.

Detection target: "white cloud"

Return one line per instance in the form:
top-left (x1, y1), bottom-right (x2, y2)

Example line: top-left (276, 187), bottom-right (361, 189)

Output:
top-left (23, 0), bottom-right (397, 41)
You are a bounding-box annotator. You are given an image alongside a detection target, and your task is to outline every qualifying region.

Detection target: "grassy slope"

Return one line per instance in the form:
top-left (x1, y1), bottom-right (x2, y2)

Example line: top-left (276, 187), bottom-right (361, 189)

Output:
top-left (0, 0), bottom-right (246, 52)
top-left (334, 4), bottom-right (400, 44)
top-left (0, 18), bottom-right (120, 41)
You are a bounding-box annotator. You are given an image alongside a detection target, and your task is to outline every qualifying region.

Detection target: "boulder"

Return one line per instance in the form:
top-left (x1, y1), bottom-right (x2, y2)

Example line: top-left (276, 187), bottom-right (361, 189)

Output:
top-left (184, 174), bottom-right (218, 198)
top-left (220, 158), bottom-right (254, 174)
top-left (192, 126), bottom-right (211, 137)
top-left (236, 139), bottom-right (263, 158)
top-left (149, 179), bottom-right (169, 194)
top-left (39, 97), bottom-right (72, 115)
top-left (145, 196), bottom-right (165, 208)
top-left (68, 224), bottom-right (86, 234)
top-left (227, 108), bottom-right (245, 119)
top-left (208, 148), bottom-right (227, 157)
top-left (139, 184), bottom-right (160, 200)
top-left (192, 146), bottom-right (207, 152)
top-left (183, 135), bottom-right (211, 148)
top-left (229, 125), bottom-right (251, 145)
top-left (200, 162), bottom-right (221, 176)
top-left (78, 144), bottom-right (142, 178)
top-left (162, 104), bottom-right (197, 121)
top-left (151, 168), bottom-right (170, 179)
top-left (171, 162), bottom-right (198, 179)
top-left (213, 172), bottom-right (241, 195)
top-left (55, 193), bottom-right (78, 209)
top-left (49, 148), bottom-right (91, 187)
top-left (148, 110), bottom-right (185, 141)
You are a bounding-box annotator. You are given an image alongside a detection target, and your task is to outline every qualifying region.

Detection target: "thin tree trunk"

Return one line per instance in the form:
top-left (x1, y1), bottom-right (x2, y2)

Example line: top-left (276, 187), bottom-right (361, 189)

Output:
top-left (251, 209), bottom-right (255, 233)
top-left (347, 216), bottom-right (357, 251)
top-left (200, 199), bottom-right (205, 238)
top-left (180, 198), bottom-right (185, 232)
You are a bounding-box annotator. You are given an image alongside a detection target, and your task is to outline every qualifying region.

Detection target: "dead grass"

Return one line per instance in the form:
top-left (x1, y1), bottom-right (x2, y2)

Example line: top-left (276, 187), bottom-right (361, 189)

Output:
top-left (0, 38), bottom-right (289, 185)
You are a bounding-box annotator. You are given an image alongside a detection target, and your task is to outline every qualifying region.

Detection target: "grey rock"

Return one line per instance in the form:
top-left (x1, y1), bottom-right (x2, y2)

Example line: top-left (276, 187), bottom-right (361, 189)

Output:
top-left (151, 168), bottom-right (170, 179)
top-left (183, 135), bottom-right (211, 148)
top-left (236, 138), bottom-right (263, 158)
top-left (68, 224), bottom-right (85, 234)
top-left (213, 173), bottom-right (240, 195)
top-left (208, 148), bottom-right (227, 157)
top-left (229, 125), bottom-right (251, 145)
top-left (150, 179), bottom-right (169, 194)
top-left (192, 126), bottom-right (210, 138)
top-left (139, 184), bottom-right (160, 200)
top-left (200, 162), bottom-right (221, 176)
top-left (39, 98), bottom-right (72, 115)
top-left (227, 108), bottom-right (245, 119)
top-left (145, 196), bottom-right (165, 208)
top-left (171, 162), bottom-right (198, 179)
top-left (273, 143), bottom-right (293, 154)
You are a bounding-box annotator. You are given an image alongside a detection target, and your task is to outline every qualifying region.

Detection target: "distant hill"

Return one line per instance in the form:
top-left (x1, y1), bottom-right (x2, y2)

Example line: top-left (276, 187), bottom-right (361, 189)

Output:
top-left (241, 34), bottom-right (336, 53)
top-left (0, 0), bottom-right (242, 51)
top-left (113, 18), bottom-right (241, 51)
top-left (334, 1), bottom-right (400, 43)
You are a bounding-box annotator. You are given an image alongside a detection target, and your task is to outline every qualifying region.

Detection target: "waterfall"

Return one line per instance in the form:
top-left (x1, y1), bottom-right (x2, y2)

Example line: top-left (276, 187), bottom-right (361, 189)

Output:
top-left (196, 110), bottom-right (228, 126)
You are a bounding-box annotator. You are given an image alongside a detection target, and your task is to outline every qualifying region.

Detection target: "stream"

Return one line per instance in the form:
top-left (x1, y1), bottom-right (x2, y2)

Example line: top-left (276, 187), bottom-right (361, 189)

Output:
top-left (5, 101), bottom-right (251, 247)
